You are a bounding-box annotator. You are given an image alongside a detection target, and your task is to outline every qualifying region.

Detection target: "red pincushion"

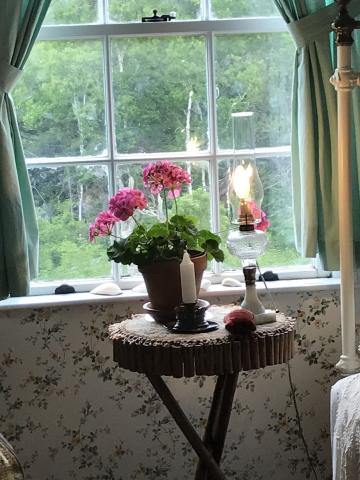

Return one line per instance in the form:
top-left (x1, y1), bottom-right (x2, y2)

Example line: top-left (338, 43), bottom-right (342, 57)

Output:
top-left (224, 308), bottom-right (256, 334)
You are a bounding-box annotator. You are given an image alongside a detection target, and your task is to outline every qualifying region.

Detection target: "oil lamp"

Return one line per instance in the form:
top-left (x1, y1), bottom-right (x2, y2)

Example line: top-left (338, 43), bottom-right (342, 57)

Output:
top-left (226, 112), bottom-right (275, 324)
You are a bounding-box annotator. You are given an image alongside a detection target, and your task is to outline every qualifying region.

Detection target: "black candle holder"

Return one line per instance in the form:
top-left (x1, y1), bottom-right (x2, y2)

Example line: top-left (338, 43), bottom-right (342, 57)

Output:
top-left (169, 299), bottom-right (218, 333)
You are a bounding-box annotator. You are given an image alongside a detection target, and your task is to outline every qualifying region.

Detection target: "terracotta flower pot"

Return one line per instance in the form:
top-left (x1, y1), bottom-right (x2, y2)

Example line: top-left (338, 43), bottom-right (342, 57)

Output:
top-left (139, 252), bottom-right (207, 324)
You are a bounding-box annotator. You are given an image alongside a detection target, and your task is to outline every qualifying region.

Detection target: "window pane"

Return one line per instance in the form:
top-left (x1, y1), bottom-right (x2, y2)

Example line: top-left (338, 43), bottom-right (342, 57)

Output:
top-left (115, 160), bottom-right (211, 275)
top-left (218, 156), bottom-right (309, 270)
top-left (215, 33), bottom-right (294, 149)
top-left (111, 36), bottom-right (208, 154)
top-left (109, 1), bottom-right (201, 22)
top-left (44, 0), bottom-right (99, 25)
top-left (13, 41), bottom-right (106, 158)
top-left (211, 0), bottom-right (278, 18)
top-left (29, 165), bottom-right (111, 281)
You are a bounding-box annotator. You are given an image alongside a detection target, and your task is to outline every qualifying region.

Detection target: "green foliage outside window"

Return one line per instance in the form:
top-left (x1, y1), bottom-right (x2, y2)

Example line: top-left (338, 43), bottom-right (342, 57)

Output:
top-left (12, 1), bottom-right (307, 282)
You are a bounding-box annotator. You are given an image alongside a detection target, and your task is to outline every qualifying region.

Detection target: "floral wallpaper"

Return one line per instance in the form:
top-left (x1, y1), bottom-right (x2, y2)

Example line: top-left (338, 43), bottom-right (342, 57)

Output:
top-left (0, 289), bottom-right (342, 479)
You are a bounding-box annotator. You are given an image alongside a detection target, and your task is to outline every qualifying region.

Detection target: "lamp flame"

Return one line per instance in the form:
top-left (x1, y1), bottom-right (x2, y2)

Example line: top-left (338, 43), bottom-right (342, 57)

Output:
top-left (232, 163), bottom-right (253, 199)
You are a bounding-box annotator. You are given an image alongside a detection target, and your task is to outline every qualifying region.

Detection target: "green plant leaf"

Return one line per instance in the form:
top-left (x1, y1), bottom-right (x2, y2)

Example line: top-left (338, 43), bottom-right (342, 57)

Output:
top-left (169, 214), bottom-right (197, 228)
top-left (148, 223), bottom-right (169, 238)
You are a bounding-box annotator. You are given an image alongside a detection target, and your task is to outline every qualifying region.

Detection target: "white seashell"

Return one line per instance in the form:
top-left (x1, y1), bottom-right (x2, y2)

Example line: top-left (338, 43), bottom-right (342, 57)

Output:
top-left (132, 283), bottom-right (148, 293)
top-left (200, 279), bottom-right (211, 292)
top-left (255, 309), bottom-right (277, 325)
top-left (90, 282), bottom-right (122, 296)
top-left (221, 277), bottom-right (242, 287)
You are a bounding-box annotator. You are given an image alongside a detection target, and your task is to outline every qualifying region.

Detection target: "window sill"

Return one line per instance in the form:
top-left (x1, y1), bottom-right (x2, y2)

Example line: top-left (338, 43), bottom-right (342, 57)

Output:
top-left (0, 277), bottom-right (341, 311)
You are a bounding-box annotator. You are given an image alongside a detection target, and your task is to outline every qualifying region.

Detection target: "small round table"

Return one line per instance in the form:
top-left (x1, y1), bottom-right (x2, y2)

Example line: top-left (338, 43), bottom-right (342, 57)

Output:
top-left (109, 304), bottom-right (296, 480)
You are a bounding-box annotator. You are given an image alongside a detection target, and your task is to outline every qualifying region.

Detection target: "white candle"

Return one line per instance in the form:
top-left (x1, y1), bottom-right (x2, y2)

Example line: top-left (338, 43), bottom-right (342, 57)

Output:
top-left (180, 251), bottom-right (197, 304)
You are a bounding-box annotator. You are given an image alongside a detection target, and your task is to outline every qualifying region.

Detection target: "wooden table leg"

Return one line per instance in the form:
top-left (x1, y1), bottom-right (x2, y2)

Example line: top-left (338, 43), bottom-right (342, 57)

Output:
top-left (195, 373), bottom-right (239, 480)
top-left (147, 374), bottom-right (227, 480)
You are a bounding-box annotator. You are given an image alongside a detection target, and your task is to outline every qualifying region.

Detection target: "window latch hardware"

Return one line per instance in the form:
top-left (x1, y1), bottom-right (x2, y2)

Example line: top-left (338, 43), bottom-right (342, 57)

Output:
top-left (142, 9), bottom-right (176, 22)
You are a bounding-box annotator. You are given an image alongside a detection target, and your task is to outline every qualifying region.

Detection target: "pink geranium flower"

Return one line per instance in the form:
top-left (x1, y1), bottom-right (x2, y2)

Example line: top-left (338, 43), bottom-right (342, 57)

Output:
top-left (256, 210), bottom-right (271, 231)
top-left (143, 160), bottom-right (191, 197)
top-left (247, 200), bottom-right (270, 232)
top-left (89, 210), bottom-right (118, 242)
top-left (109, 188), bottom-right (147, 221)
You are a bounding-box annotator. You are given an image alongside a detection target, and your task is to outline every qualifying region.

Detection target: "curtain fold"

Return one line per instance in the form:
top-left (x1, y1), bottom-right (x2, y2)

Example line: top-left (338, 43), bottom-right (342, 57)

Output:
top-left (273, 0), bottom-right (360, 270)
top-left (0, 0), bottom-right (51, 299)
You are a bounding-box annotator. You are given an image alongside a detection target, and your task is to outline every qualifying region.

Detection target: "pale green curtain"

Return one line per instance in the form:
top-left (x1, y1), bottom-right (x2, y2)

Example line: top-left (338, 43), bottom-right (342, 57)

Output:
top-left (0, 0), bottom-right (51, 299)
top-left (273, 0), bottom-right (360, 270)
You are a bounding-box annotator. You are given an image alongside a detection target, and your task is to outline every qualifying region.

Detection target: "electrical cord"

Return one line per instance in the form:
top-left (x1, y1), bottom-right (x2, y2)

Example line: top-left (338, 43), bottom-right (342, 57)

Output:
top-left (255, 260), bottom-right (320, 480)
top-left (255, 260), bottom-right (277, 312)
top-left (287, 361), bottom-right (319, 480)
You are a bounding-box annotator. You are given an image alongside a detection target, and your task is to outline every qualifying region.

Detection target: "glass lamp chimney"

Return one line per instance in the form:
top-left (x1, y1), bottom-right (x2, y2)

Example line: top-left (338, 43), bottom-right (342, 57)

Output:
top-left (227, 112), bottom-right (267, 263)
top-left (232, 111), bottom-right (255, 151)
top-left (228, 112), bottom-right (264, 225)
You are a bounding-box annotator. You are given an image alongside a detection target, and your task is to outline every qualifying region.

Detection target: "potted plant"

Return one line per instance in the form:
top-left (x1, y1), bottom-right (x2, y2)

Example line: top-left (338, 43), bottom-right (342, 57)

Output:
top-left (89, 160), bottom-right (224, 320)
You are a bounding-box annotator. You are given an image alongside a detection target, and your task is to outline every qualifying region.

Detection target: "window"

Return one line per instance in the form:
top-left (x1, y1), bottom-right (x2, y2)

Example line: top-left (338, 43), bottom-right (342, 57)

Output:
top-left (13, 0), bottom-right (313, 293)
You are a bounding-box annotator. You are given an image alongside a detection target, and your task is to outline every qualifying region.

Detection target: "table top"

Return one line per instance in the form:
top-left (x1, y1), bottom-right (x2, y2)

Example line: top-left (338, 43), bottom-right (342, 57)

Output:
top-left (109, 304), bottom-right (296, 377)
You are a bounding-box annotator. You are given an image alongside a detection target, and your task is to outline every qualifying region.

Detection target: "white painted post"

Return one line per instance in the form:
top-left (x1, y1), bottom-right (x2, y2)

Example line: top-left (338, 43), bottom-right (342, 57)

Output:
top-left (331, 45), bottom-right (360, 374)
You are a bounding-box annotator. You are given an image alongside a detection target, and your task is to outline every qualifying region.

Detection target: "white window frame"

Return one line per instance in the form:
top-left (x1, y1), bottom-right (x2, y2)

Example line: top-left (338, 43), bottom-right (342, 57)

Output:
top-left (27, 7), bottom-right (328, 295)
